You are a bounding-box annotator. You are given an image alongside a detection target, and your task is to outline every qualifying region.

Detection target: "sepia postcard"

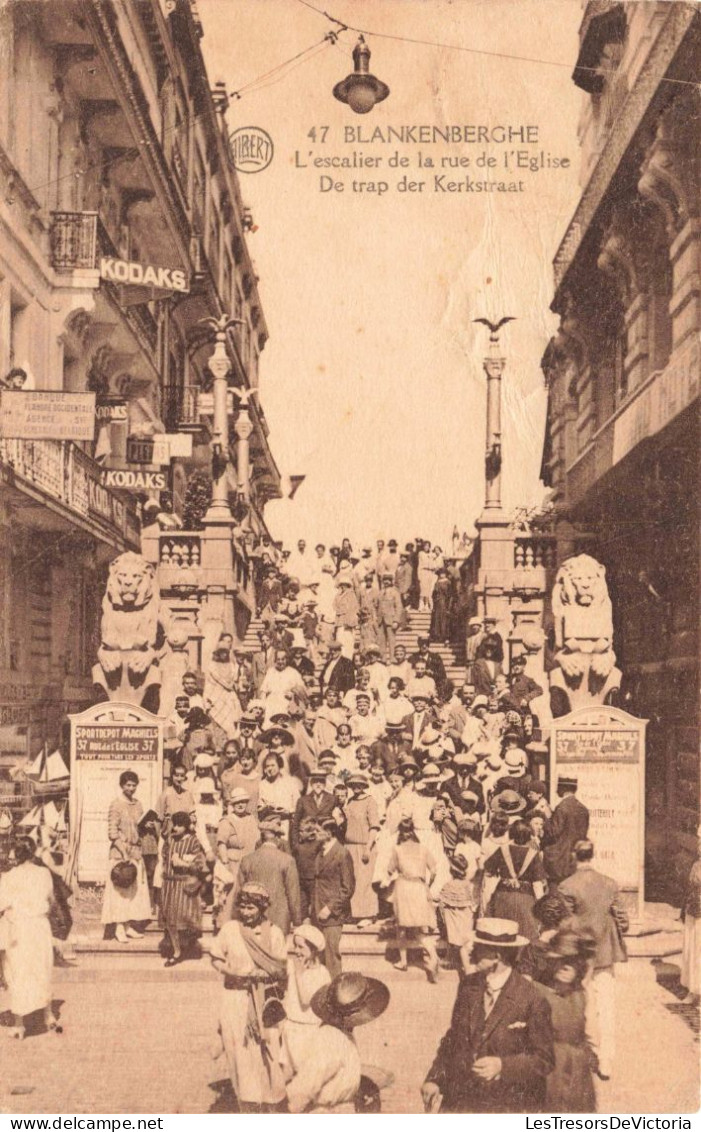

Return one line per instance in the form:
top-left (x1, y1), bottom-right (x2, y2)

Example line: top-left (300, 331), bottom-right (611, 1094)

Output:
top-left (0, 0), bottom-right (698, 1119)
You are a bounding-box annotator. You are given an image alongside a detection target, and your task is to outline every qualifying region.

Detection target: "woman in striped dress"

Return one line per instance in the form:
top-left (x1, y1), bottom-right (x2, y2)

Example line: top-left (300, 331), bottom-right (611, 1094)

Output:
top-left (160, 811), bottom-right (206, 967)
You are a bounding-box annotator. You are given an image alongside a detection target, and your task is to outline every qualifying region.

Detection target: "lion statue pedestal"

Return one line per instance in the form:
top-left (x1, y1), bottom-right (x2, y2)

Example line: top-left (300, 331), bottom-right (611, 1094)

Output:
top-left (549, 554), bottom-right (622, 717)
top-left (92, 552), bottom-right (167, 711)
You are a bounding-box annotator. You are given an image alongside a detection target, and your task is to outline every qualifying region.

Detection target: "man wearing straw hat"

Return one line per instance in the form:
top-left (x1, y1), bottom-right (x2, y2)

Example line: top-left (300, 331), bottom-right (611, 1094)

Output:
top-left (422, 917), bottom-right (554, 1113)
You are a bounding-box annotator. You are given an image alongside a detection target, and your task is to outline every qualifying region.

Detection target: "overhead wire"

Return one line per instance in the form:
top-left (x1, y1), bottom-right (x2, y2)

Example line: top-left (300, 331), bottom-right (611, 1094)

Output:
top-left (292, 0), bottom-right (700, 90)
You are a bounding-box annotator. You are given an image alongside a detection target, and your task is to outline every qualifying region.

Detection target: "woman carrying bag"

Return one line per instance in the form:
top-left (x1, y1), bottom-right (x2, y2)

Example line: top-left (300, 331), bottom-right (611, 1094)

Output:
top-left (101, 771), bottom-right (152, 943)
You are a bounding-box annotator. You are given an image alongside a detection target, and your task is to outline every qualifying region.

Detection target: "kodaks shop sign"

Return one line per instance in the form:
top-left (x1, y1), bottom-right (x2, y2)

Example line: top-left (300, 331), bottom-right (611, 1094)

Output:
top-left (99, 255), bottom-right (189, 293)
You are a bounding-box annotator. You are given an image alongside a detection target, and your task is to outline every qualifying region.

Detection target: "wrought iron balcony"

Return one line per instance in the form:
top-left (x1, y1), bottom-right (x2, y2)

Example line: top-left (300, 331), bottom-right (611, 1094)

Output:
top-left (49, 211), bottom-right (98, 270)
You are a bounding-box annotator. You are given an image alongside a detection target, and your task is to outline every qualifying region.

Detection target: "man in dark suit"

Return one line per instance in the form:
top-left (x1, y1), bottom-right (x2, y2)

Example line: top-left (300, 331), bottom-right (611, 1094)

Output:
top-left (542, 776), bottom-right (590, 885)
top-left (422, 918), bottom-right (554, 1113)
top-left (311, 816), bottom-right (355, 977)
top-left (319, 641), bottom-right (355, 695)
top-left (559, 838), bottom-right (628, 1079)
top-left (290, 770), bottom-right (338, 852)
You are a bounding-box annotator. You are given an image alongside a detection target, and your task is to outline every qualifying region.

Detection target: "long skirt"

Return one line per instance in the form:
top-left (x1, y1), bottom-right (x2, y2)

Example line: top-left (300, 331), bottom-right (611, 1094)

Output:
top-left (393, 875), bottom-right (432, 929)
top-left (101, 858), bottom-right (152, 925)
top-left (159, 875), bottom-right (202, 933)
top-left (219, 987), bottom-right (286, 1106)
top-left (347, 843), bottom-right (377, 919)
top-left (681, 914), bottom-right (700, 994)
top-left (546, 1041), bottom-right (596, 1112)
top-left (489, 887), bottom-right (538, 942)
top-left (3, 913), bottom-right (53, 1016)
top-left (440, 903), bottom-right (474, 948)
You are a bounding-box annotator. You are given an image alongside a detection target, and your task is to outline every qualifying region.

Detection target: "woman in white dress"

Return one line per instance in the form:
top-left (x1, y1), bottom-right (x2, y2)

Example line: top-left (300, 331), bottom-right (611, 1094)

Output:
top-left (282, 924), bottom-right (331, 1069)
top-left (101, 771), bottom-right (153, 942)
top-left (0, 838), bottom-right (58, 1039)
top-left (418, 541), bottom-right (437, 610)
top-left (210, 883), bottom-right (288, 1112)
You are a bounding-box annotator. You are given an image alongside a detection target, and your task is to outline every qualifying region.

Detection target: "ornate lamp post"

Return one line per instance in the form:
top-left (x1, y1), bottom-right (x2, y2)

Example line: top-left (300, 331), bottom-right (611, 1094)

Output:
top-left (200, 315), bottom-right (239, 521)
top-left (473, 316), bottom-right (515, 514)
top-left (473, 316), bottom-right (516, 633)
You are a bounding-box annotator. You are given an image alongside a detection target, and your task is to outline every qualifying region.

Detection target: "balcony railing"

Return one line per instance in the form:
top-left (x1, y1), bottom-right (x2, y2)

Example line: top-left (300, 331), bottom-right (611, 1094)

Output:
top-left (0, 438), bottom-right (138, 545)
top-left (49, 211), bottom-right (98, 270)
top-left (514, 538), bottom-right (557, 570)
top-left (159, 534), bottom-right (202, 569)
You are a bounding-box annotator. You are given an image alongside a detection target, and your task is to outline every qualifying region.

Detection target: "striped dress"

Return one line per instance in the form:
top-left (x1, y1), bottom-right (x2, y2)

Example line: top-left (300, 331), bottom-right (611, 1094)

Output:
top-left (159, 832), bottom-right (206, 932)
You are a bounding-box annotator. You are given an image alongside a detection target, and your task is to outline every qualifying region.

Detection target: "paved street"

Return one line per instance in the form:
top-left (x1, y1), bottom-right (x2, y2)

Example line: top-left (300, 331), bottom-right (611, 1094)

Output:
top-left (0, 954), bottom-right (697, 1115)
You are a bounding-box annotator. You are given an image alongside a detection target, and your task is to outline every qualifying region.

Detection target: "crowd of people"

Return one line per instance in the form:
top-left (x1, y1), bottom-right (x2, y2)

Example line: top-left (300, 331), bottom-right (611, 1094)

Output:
top-left (1, 532), bottom-right (698, 1112)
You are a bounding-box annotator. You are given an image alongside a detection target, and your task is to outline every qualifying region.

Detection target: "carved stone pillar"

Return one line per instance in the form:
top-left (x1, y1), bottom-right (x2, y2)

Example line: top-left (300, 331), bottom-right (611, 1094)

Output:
top-left (638, 94), bottom-right (699, 354)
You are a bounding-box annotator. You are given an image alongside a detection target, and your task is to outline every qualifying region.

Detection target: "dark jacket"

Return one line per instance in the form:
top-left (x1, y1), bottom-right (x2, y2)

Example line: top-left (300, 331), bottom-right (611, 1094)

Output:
top-left (320, 655), bottom-right (356, 695)
top-left (291, 790), bottom-right (337, 852)
top-left (425, 969), bottom-right (554, 1113)
top-left (235, 842), bottom-right (302, 934)
top-left (311, 839), bottom-right (355, 927)
top-left (441, 773), bottom-right (485, 815)
top-left (542, 794), bottom-right (590, 884)
top-left (558, 866), bottom-right (628, 969)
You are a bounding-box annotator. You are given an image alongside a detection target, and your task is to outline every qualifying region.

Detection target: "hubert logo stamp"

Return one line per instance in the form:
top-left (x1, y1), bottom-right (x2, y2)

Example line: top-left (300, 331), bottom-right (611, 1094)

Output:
top-left (229, 126), bottom-right (274, 173)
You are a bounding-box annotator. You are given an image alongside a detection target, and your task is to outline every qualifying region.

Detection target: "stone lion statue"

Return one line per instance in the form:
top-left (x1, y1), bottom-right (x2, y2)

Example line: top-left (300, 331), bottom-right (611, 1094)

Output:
top-left (93, 552), bottom-right (167, 708)
top-left (549, 554), bottom-right (621, 714)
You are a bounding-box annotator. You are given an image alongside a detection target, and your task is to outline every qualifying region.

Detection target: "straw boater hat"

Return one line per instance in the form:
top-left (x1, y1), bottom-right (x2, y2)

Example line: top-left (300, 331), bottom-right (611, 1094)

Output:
top-left (472, 695), bottom-right (489, 710)
top-left (473, 917), bottom-right (528, 949)
top-left (468, 616), bottom-right (483, 627)
top-left (348, 772), bottom-right (370, 788)
top-left (453, 749), bottom-right (478, 769)
top-left (309, 769), bottom-right (327, 782)
top-left (311, 971), bottom-right (390, 1029)
top-left (490, 789), bottom-right (527, 816)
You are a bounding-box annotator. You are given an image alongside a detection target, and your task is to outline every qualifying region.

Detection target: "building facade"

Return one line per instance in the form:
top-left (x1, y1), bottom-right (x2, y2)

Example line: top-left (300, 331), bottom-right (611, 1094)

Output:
top-left (540, 1), bottom-right (699, 897)
top-left (0, 0), bottom-right (282, 794)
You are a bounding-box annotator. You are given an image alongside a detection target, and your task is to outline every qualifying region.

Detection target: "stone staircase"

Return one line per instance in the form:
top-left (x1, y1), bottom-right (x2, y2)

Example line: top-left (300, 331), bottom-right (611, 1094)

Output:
top-left (241, 607), bottom-right (465, 693)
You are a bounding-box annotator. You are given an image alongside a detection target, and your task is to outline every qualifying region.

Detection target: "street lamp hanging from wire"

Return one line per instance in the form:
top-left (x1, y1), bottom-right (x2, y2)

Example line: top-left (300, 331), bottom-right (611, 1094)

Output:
top-left (333, 36), bottom-right (389, 114)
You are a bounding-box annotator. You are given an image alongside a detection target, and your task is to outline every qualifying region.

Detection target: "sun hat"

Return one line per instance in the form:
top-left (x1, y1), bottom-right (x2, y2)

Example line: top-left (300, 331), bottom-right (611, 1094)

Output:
top-left (491, 789), bottom-right (527, 815)
top-left (311, 972), bottom-right (390, 1028)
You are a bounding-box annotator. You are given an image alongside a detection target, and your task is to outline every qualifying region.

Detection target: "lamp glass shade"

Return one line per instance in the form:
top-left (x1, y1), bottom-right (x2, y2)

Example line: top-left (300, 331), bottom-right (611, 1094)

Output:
top-left (346, 78), bottom-right (379, 115)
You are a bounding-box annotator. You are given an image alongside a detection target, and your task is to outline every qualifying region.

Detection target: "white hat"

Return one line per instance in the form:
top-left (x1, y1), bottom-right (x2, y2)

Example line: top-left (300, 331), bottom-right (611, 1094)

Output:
top-left (228, 788), bottom-right (250, 805)
top-left (293, 923), bottom-right (326, 953)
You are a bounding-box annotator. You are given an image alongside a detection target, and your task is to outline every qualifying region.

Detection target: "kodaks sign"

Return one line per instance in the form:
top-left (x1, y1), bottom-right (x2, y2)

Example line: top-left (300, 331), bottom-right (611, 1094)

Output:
top-left (102, 468), bottom-right (167, 491)
top-left (100, 256), bottom-right (189, 293)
